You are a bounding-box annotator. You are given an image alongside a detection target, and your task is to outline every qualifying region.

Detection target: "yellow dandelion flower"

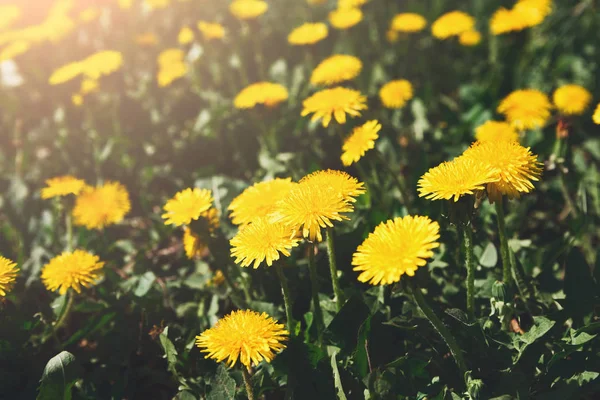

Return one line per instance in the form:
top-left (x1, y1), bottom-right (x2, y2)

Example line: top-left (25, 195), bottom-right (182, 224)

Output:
top-left (490, 8), bottom-right (519, 35)
top-left (459, 30), bottom-right (481, 46)
top-left (553, 84), bottom-right (592, 116)
top-left (197, 21), bottom-right (225, 40)
top-left (208, 270), bottom-right (225, 287)
top-left (379, 79), bottom-right (413, 109)
top-left (196, 310), bottom-right (288, 369)
top-left (0, 256), bottom-right (18, 297)
top-left (49, 61), bottom-right (84, 85)
top-left (307, 0), bottom-right (327, 4)
top-left (162, 188), bottom-right (213, 227)
top-left (183, 208), bottom-right (220, 259)
top-left (72, 94), bottom-right (83, 106)
top-left (230, 218), bottom-right (300, 269)
top-left (41, 250), bottom-right (104, 295)
top-left (390, 13), bottom-right (427, 33)
top-left (338, 0), bottom-right (367, 8)
top-left (300, 169), bottom-right (366, 202)
top-left (178, 26), bottom-right (194, 44)
top-left (80, 78), bottom-right (98, 95)
top-left (341, 120), bottom-right (381, 166)
top-left (461, 140), bottom-right (543, 203)
top-left (229, 0), bottom-right (268, 20)
top-left (301, 87), bottom-right (367, 127)
top-left (81, 50), bottom-right (123, 80)
top-left (41, 175), bottom-right (86, 199)
top-left (272, 181), bottom-right (354, 242)
top-left (157, 49), bottom-right (187, 87)
top-left (431, 11), bottom-right (475, 39)
top-left (135, 32), bottom-right (159, 46)
top-left (73, 181), bottom-right (131, 229)
top-left (593, 103), bottom-right (600, 125)
top-left (497, 89), bottom-right (552, 131)
top-left (329, 7), bottom-right (363, 30)
top-left (228, 178), bottom-right (297, 226)
top-left (475, 121), bottom-right (519, 143)
top-left (310, 55), bottom-right (362, 86)
top-left (417, 157), bottom-right (499, 202)
top-left (234, 82), bottom-right (289, 109)
top-left (352, 215), bottom-right (440, 285)
top-left (0, 40), bottom-right (30, 62)
top-left (513, 0), bottom-right (552, 28)
top-left (288, 23), bottom-right (328, 45)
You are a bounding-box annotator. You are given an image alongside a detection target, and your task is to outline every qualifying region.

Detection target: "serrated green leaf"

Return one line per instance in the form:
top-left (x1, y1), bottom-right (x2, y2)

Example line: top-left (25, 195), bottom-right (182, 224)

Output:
top-left (207, 365), bottom-right (236, 400)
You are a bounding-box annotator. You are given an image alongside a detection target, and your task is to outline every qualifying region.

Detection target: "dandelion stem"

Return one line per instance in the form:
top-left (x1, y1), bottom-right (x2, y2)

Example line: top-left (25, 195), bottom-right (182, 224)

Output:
top-left (51, 290), bottom-right (75, 346)
top-left (275, 262), bottom-right (294, 335)
top-left (65, 210), bottom-right (73, 252)
top-left (307, 243), bottom-right (324, 338)
top-left (461, 224), bottom-right (475, 320)
top-left (326, 228), bottom-right (345, 311)
top-left (495, 200), bottom-right (512, 285)
top-left (242, 368), bottom-right (255, 400)
top-left (407, 279), bottom-right (467, 384)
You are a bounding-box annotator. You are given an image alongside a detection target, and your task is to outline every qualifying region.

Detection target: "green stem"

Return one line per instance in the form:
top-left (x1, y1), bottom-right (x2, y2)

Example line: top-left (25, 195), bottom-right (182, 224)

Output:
top-left (275, 262), bottom-right (294, 335)
top-left (54, 290), bottom-right (74, 331)
top-left (374, 149), bottom-right (411, 211)
top-left (559, 171), bottom-right (578, 218)
top-left (461, 223), bottom-right (475, 320)
top-left (326, 228), bottom-right (344, 311)
top-left (65, 211), bottom-right (73, 252)
top-left (307, 243), bottom-right (324, 338)
top-left (495, 200), bottom-right (511, 285)
top-left (407, 279), bottom-right (467, 384)
top-left (242, 368), bottom-right (255, 400)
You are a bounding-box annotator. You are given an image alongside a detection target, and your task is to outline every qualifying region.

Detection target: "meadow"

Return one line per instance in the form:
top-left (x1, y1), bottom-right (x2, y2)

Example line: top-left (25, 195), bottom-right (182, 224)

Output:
top-left (0, 0), bottom-right (599, 399)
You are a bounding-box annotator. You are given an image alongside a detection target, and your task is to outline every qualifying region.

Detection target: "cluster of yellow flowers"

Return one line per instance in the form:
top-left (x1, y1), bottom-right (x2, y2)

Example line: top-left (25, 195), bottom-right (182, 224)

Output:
top-left (157, 48), bottom-right (187, 87)
top-left (491, 0), bottom-right (552, 35)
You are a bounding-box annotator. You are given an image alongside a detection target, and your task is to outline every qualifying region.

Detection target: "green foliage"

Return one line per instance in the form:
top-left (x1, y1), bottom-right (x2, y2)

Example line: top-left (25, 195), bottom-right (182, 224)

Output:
top-left (1, 0), bottom-right (600, 399)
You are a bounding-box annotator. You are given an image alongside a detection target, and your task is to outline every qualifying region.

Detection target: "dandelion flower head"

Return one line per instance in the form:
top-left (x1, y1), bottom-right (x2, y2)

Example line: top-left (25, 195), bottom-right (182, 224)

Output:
top-left (553, 84), bottom-right (592, 116)
top-left (272, 180), bottom-right (354, 242)
top-left (234, 82), bottom-right (289, 109)
top-left (198, 21), bottom-right (225, 40)
top-left (390, 13), bottom-right (427, 33)
top-left (497, 89), bottom-right (552, 131)
top-left (41, 175), bottom-right (86, 199)
top-left (301, 87), bottom-right (367, 127)
top-left (431, 11), bottom-right (475, 39)
top-left (230, 218), bottom-right (300, 268)
top-left (459, 30), bottom-right (481, 46)
top-left (228, 178), bottom-right (297, 225)
top-left (229, 0), bottom-right (268, 20)
top-left (178, 26), bottom-right (194, 44)
top-left (418, 157), bottom-right (499, 202)
top-left (196, 310), bottom-right (288, 369)
top-left (593, 103), bottom-right (600, 125)
top-left (341, 120), bottom-right (381, 166)
top-left (41, 250), bottom-right (104, 295)
top-left (329, 7), bottom-right (363, 30)
top-left (162, 188), bottom-right (214, 227)
top-left (311, 55), bottom-right (363, 86)
top-left (461, 140), bottom-right (543, 202)
top-left (288, 23), bottom-right (328, 45)
top-left (73, 181), bottom-right (131, 229)
top-left (300, 169), bottom-right (366, 202)
top-left (379, 79), bottom-right (413, 109)
top-left (157, 48), bottom-right (187, 87)
top-left (338, 0), bottom-right (368, 7)
top-left (0, 256), bottom-right (18, 297)
top-left (352, 215), bottom-right (440, 285)
top-left (475, 121), bottom-right (519, 143)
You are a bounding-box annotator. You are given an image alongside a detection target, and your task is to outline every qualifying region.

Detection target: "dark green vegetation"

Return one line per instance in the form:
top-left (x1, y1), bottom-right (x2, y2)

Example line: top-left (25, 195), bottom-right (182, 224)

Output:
top-left (0, 0), bottom-right (599, 399)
